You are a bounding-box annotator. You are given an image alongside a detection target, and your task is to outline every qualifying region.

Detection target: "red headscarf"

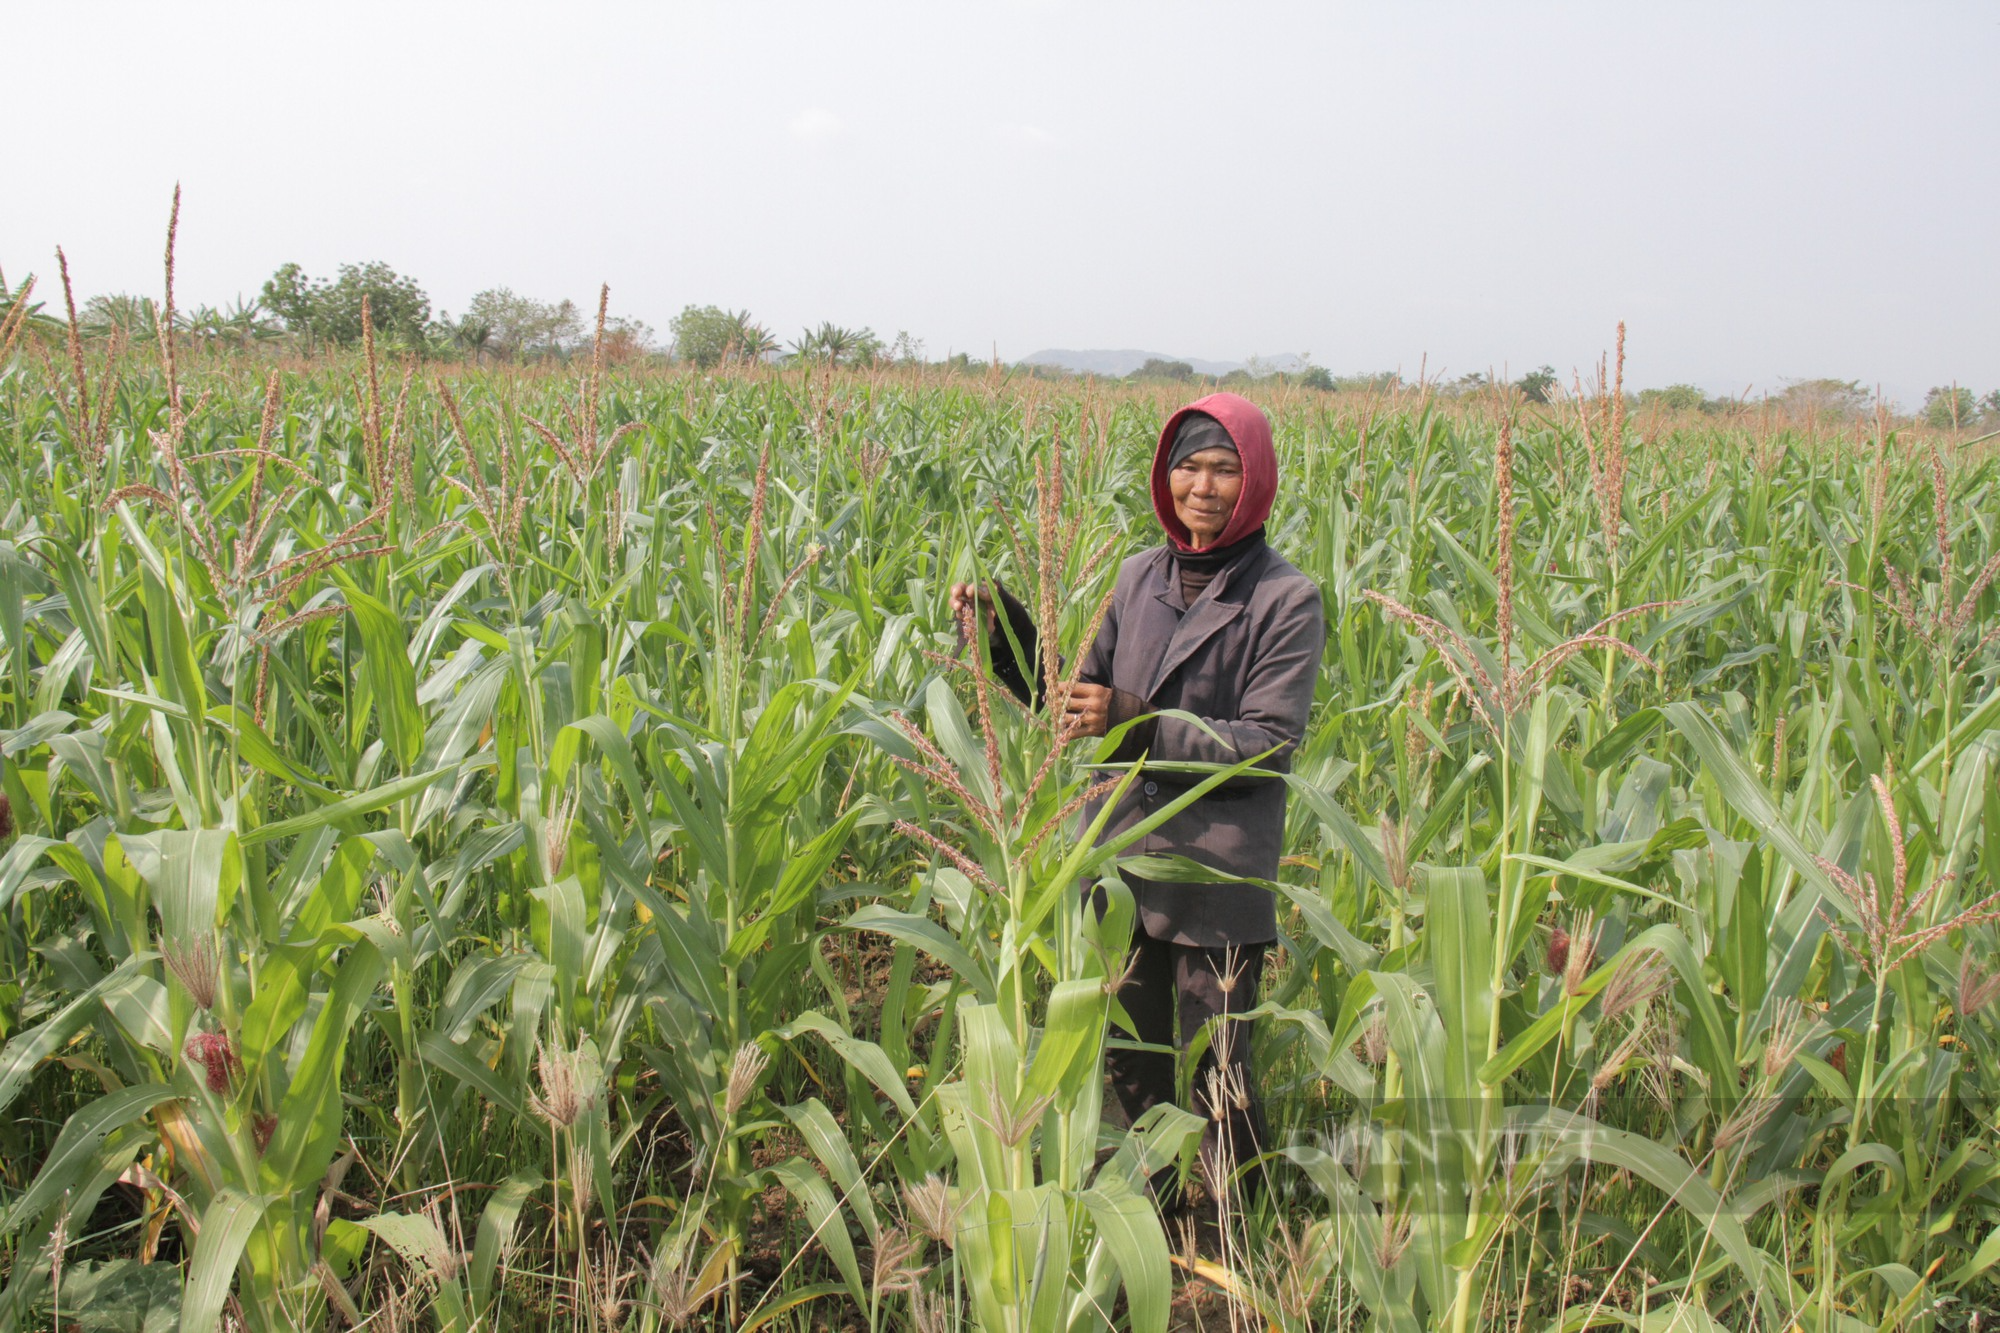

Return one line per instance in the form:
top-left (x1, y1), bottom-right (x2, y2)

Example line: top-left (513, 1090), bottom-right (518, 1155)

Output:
top-left (1151, 392), bottom-right (1278, 553)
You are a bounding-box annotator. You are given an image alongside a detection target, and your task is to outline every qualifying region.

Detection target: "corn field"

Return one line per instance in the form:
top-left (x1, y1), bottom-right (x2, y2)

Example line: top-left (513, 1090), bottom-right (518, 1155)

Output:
top-left (2, 265), bottom-right (1999, 1332)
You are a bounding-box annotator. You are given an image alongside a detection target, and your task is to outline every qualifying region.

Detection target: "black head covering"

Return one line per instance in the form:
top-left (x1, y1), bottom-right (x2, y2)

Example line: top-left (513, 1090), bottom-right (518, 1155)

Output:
top-left (1166, 412), bottom-right (1237, 470)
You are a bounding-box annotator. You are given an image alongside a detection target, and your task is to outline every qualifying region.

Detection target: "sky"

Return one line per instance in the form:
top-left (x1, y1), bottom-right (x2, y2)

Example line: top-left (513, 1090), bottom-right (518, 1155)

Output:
top-left (9, 2), bottom-right (1996, 408)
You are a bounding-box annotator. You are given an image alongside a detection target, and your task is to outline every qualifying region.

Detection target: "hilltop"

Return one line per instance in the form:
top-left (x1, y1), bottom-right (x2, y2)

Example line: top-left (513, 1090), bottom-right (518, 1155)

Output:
top-left (1018, 348), bottom-right (1314, 378)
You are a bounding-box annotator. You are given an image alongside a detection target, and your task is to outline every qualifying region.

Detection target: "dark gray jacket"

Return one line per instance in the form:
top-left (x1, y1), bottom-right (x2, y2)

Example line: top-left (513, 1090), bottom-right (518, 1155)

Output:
top-left (1077, 541), bottom-right (1325, 946)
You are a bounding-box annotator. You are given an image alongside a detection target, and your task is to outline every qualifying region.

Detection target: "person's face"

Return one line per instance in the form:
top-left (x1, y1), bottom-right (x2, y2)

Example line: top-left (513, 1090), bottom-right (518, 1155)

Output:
top-left (1169, 447), bottom-right (1243, 549)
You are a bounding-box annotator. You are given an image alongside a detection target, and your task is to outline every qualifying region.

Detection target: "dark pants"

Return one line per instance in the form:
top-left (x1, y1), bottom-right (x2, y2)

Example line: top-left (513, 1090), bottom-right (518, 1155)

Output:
top-left (1106, 932), bottom-right (1268, 1186)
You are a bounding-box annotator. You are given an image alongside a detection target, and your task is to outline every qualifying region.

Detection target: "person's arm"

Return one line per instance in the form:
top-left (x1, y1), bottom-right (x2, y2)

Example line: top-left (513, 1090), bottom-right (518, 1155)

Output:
top-left (1102, 685), bottom-right (1159, 761)
top-left (985, 583), bottom-right (1044, 705)
top-left (984, 576), bottom-right (1144, 748)
top-left (1140, 580), bottom-right (1325, 784)
top-left (1052, 585), bottom-right (1152, 751)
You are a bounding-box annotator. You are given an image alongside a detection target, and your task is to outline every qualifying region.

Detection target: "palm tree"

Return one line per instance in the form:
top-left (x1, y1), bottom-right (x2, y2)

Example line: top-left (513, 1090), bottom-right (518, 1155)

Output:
top-left (791, 321), bottom-right (871, 365)
top-left (81, 293), bottom-right (171, 340)
top-left (727, 311), bottom-right (779, 363)
top-left (185, 303), bottom-right (230, 345)
top-left (449, 311), bottom-right (497, 362)
top-left (218, 297), bottom-right (281, 348)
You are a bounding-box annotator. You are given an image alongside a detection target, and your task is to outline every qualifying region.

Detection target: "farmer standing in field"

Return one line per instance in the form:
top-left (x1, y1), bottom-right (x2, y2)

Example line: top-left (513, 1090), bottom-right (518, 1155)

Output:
top-left (951, 391), bottom-right (1326, 1195)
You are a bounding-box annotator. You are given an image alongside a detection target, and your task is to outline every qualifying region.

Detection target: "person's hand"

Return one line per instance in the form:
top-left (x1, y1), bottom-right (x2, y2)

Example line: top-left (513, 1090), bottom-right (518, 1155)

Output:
top-left (1062, 683), bottom-right (1114, 739)
top-left (948, 582), bottom-right (997, 642)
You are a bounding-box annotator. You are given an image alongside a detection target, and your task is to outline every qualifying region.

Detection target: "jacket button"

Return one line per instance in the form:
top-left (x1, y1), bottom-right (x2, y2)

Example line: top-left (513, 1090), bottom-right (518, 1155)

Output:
top-left (1143, 781), bottom-right (1158, 796)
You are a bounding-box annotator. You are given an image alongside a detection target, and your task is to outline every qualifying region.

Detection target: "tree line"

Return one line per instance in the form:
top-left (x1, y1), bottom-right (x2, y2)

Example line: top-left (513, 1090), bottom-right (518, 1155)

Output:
top-left (4, 261), bottom-right (1994, 422)
top-left (1422, 369), bottom-right (1999, 427)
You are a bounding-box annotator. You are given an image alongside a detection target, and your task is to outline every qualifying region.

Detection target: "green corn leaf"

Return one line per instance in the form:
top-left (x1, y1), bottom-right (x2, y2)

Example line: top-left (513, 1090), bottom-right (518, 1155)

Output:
top-left (770, 1157), bottom-right (867, 1304)
top-left (1282, 1144), bottom-right (1421, 1331)
top-left (1369, 971), bottom-right (1448, 1109)
top-left (359, 1210), bottom-right (454, 1271)
top-left (418, 1031), bottom-right (528, 1120)
top-left (1093, 1103), bottom-right (1205, 1193)
top-left (781, 1098), bottom-right (880, 1243)
top-left (1793, 1052), bottom-right (1856, 1110)
top-left (418, 653), bottom-right (508, 772)
top-left (924, 676), bottom-right (998, 813)
top-left (1506, 1105), bottom-right (1778, 1305)
top-left (563, 714), bottom-right (650, 819)
top-left (1424, 866), bottom-right (1493, 1098)
top-left (532, 875), bottom-right (587, 1010)
top-left (98, 970), bottom-right (173, 1055)
top-left (1478, 928), bottom-right (1690, 1086)
top-left (1937, 729), bottom-right (1998, 885)
top-left (1022, 979), bottom-right (1106, 1104)
top-left (1944, 1223), bottom-right (2000, 1289)
top-left (777, 1011), bottom-right (919, 1120)
top-left (0, 1083), bottom-right (175, 1237)
top-left (725, 805), bottom-right (861, 966)
top-left (261, 941), bottom-right (385, 1191)
top-left (339, 582), bottom-right (423, 773)
top-left (1284, 774), bottom-right (1390, 887)
top-left (138, 562), bottom-right (208, 730)
top-left (735, 1282), bottom-right (852, 1333)
top-left (1581, 706), bottom-right (1663, 771)
top-left (1079, 1182), bottom-right (1172, 1333)
top-left (652, 757), bottom-right (732, 885)
top-left (1276, 881), bottom-right (1380, 974)
top-left (34, 535), bottom-right (113, 681)
top-left (1408, 752), bottom-right (1491, 862)
top-left (1660, 701), bottom-right (1838, 905)
top-left (179, 1189), bottom-right (271, 1333)
top-left (208, 703), bottom-right (333, 793)
top-left (468, 1169), bottom-right (544, 1311)
top-left (238, 764), bottom-right (459, 847)
top-left (1819, 1140), bottom-right (1905, 1197)
top-left (1507, 852), bottom-right (1683, 909)
top-left (236, 943), bottom-right (313, 1076)
top-left (841, 905), bottom-right (993, 1004)
top-left (124, 829), bottom-right (240, 941)
top-left (0, 958), bottom-right (146, 1115)
top-left (1912, 686), bottom-right (2000, 779)
top-left (287, 833), bottom-right (376, 944)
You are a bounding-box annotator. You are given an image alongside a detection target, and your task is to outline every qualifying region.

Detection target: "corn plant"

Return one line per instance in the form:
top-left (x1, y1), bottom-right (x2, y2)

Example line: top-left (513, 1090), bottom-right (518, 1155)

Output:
top-left (2, 216), bottom-right (1999, 1329)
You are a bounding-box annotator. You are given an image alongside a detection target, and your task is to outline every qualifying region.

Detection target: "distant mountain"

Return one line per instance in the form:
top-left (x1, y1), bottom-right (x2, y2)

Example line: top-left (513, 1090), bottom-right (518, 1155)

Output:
top-left (1019, 348), bottom-right (1236, 376)
top-left (1019, 348), bottom-right (1313, 378)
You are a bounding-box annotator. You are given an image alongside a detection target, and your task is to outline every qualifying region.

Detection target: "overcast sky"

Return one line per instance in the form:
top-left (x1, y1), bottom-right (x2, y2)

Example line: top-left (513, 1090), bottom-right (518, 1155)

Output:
top-left (10, 2), bottom-right (1995, 407)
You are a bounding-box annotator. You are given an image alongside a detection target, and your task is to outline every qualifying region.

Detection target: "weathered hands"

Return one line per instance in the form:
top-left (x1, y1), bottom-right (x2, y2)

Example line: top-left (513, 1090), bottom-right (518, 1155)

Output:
top-left (947, 582), bottom-right (998, 641)
top-left (1062, 682), bottom-right (1114, 739)
top-left (948, 585), bottom-right (1107, 739)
